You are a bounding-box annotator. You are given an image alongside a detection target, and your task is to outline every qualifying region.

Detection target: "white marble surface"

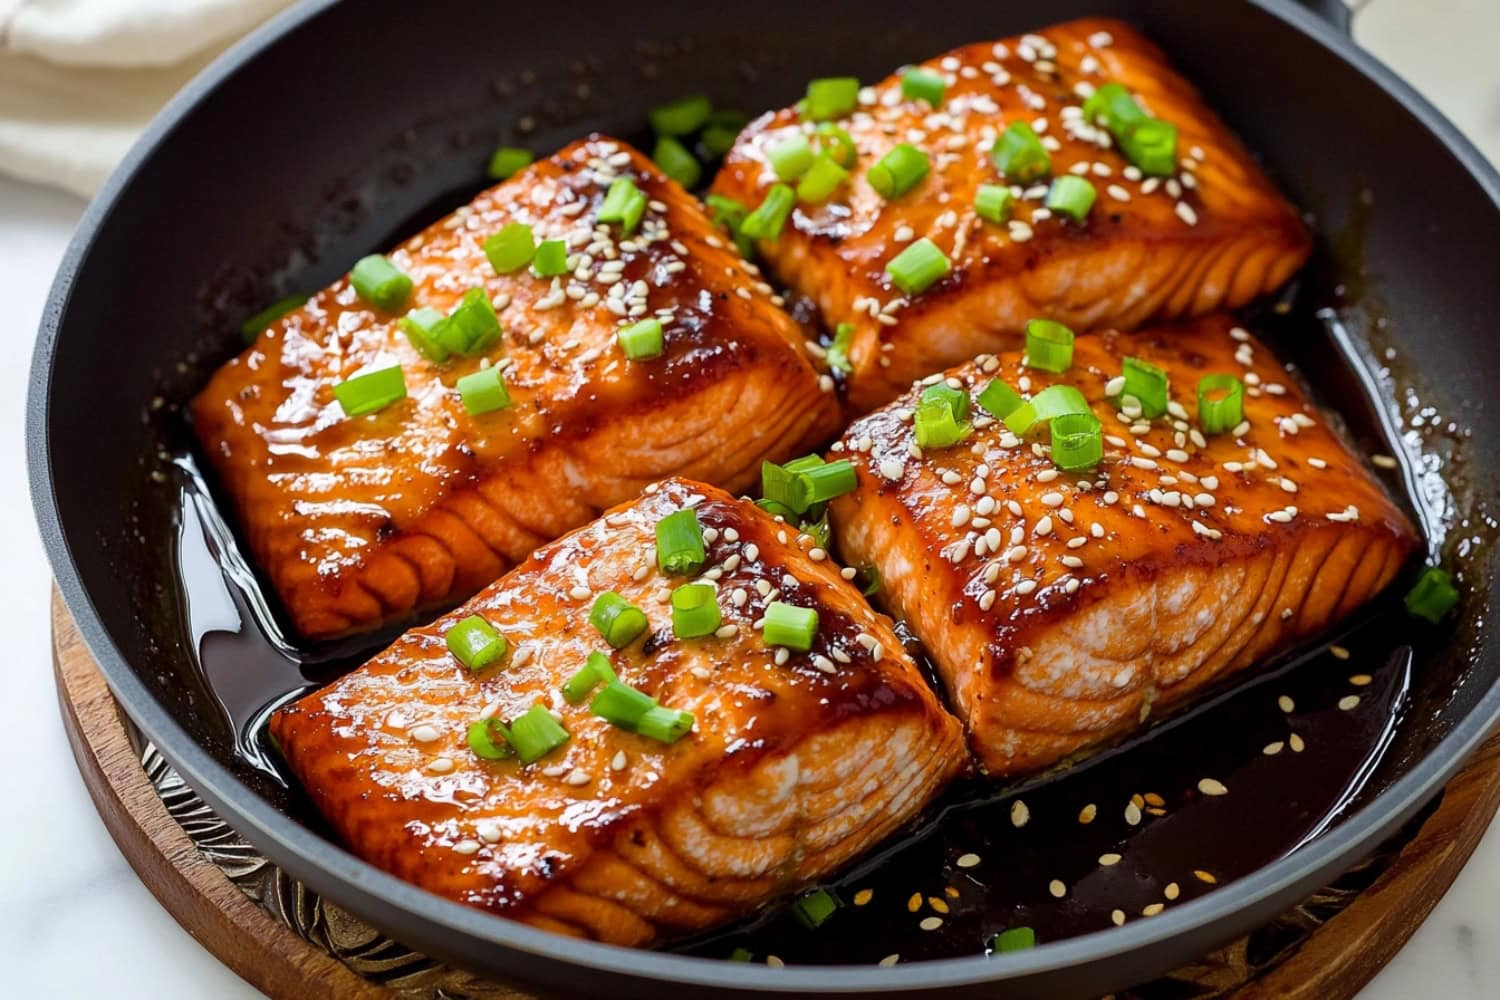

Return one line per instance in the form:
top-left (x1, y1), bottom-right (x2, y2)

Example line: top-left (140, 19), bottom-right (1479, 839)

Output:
top-left (1, 2), bottom-right (1497, 997)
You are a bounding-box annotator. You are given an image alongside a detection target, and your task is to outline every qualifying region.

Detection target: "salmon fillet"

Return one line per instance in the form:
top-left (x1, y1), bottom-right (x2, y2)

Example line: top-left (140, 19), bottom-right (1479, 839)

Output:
top-left (710, 17), bottom-right (1310, 411)
top-left (193, 136), bottom-right (840, 639)
top-left (829, 316), bottom-right (1416, 775)
top-left (270, 477), bottom-right (965, 944)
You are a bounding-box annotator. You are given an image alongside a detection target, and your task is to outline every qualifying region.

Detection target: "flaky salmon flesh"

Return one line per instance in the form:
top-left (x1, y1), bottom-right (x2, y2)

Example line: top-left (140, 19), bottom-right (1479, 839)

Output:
top-left (830, 317), bottom-right (1417, 776)
top-left (193, 136), bottom-right (840, 639)
top-left (270, 478), bottom-right (966, 945)
top-left (711, 17), bottom-right (1311, 412)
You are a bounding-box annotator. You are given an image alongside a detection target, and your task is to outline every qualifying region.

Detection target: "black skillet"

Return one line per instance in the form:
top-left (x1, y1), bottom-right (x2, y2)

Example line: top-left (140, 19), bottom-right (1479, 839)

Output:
top-left (26, 0), bottom-right (1500, 995)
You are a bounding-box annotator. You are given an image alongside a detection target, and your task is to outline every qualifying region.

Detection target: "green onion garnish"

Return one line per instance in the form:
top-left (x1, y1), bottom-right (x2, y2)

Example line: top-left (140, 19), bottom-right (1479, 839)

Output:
top-left (590, 592), bottom-right (649, 648)
top-left (814, 123), bottom-right (858, 168)
top-left (783, 454), bottom-right (826, 474)
top-left (1196, 374), bottom-right (1244, 434)
top-left (1050, 411), bottom-right (1103, 472)
top-left (977, 378), bottom-right (1023, 420)
top-left (921, 382), bottom-right (970, 423)
top-left (349, 255), bottom-right (413, 312)
top-left (1405, 566), bottom-right (1459, 623)
top-left (728, 948), bottom-right (754, 963)
top-left (591, 680), bottom-right (657, 730)
top-left (914, 399), bottom-right (969, 449)
top-left (636, 704), bottom-right (696, 744)
top-left (825, 322), bottom-right (854, 374)
top-left (1004, 384), bottom-right (1090, 435)
top-left (763, 601), bottom-right (817, 651)
top-left (562, 652), bottom-right (617, 704)
top-left (763, 460), bottom-right (811, 515)
top-left (652, 136), bottom-right (702, 189)
top-left (399, 308), bottom-right (452, 363)
top-left (507, 704), bottom-right (569, 763)
top-left (1122, 118), bottom-right (1178, 177)
top-left (650, 94), bottom-right (712, 136)
top-left (598, 177), bottom-right (647, 236)
top-left (1082, 83), bottom-right (1148, 133)
top-left (456, 366), bottom-right (512, 416)
top-left (867, 143), bottom-right (930, 200)
top-left (901, 67), bottom-right (946, 107)
top-left (705, 193), bottom-right (754, 257)
top-left (239, 294), bottom-right (307, 341)
top-left (445, 614), bottom-right (507, 671)
top-left (618, 317), bottom-right (665, 360)
top-left (792, 888), bottom-right (841, 929)
top-left (332, 365), bottom-right (407, 417)
top-left (857, 564), bottom-right (882, 597)
top-left (989, 926), bottom-right (1036, 954)
top-left (1024, 318), bottom-right (1075, 373)
top-left (486, 147), bottom-right (533, 181)
top-left (803, 77), bottom-right (860, 121)
top-left (670, 582), bottom-right (720, 639)
top-left (530, 239), bottom-right (568, 278)
top-left (991, 121), bottom-right (1051, 183)
top-left (656, 508), bottom-right (706, 575)
top-left (484, 222), bottom-right (535, 275)
top-left (800, 509), bottom-right (831, 549)
top-left (741, 183), bottom-right (795, 242)
top-left (702, 109), bottom-right (750, 157)
top-left (975, 184), bottom-right (1013, 224)
top-left (796, 153), bottom-right (850, 204)
top-left (440, 287), bottom-right (502, 357)
top-left (886, 237), bottom-right (950, 295)
top-left (800, 459), bottom-right (857, 504)
top-left (1046, 175), bottom-right (1097, 222)
top-left (768, 134), bottom-right (815, 181)
top-left (467, 718), bottom-right (515, 760)
top-left (1121, 356), bottom-right (1169, 418)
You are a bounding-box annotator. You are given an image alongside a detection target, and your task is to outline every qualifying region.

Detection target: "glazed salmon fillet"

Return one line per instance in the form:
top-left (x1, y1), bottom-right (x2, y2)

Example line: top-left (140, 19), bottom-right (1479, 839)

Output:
top-left (193, 136), bottom-right (840, 639)
top-left (710, 17), bottom-right (1310, 411)
top-left (829, 317), bottom-right (1416, 775)
top-left (270, 478), bottom-right (965, 945)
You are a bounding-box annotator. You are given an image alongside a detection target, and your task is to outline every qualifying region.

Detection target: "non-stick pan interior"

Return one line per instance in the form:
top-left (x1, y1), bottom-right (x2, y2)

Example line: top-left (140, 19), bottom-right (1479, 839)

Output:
top-left (29, 0), bottom-right (1500, 995)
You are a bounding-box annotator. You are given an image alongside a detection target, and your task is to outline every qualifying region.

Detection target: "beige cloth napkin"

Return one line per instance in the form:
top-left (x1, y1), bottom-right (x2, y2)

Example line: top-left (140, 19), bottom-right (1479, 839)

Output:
top-left (0, 0), bottom-right (294, 197)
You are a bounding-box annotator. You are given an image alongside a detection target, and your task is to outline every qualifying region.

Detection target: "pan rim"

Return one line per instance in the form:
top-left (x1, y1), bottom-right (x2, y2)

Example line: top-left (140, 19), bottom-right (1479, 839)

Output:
top-left (27, 0), bottom-right (1500, 991)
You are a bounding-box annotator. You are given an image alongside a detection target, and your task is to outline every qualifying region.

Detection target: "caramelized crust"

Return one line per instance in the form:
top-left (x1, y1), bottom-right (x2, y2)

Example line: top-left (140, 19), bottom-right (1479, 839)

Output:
top-left (830, 317), bottom-right (1416, 774)
top-left (270, 479), bottom-right (965, 943)
top-left (711, 17), bottom-right (1310, 411)
top-left (193, 137), bottom-right (840, 638)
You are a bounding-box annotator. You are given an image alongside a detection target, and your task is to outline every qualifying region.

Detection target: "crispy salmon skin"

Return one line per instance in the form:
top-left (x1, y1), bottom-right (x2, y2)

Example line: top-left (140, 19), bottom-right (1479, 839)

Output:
top-left (711, 18), bottom-right (1310, 410)
top-left (270, 478), bottom-right (965, 945)
top-left (830, 317), bottom-right (1416, 775)
top-left (193, 136), bottom-right (840, 639)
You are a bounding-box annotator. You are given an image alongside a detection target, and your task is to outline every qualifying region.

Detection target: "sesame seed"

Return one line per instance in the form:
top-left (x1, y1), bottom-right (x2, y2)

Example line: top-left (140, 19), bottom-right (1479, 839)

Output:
top-left (1049, 880), bottom-right (1067, 898)
top-left (1264, 741), bottom-right (1284, 755)
top-left (1011, 800), bottom-right (1030, 827)
top-left (410, 724), bottom-right (441, 743)
top-left (1143, 903), bottom-right (1166, 917)
top-left (1278, 695), bottom-right (1295, 712)
top-left (452, 839), bottom-right (480, 855)
top-left (565, 768), bottom-right (591, 786)
top-left (1198, 778), bottom-right (1228, 797)
top-left (1290, 733), bottom-right (1306, 752)
top-left (1339, 695), bottom-right (1361, 711)
top-left (1164, 882), bottom-right (1180, 901)
top-left (879, 954), bottom-right (901, 967)
top-left (928, 896), bottom-right (950, 914)
top-left (1015, 579), bottom-right (1038, 596)
top-left (1078, 803), bottom-right (1097, 824)
top-left (1112, 910), bottom-right (1126, 927)
top-left (476, 822), bottom-right (502, 843)
top-left (1099, 852), bottom-right (1122, 866)
top-left (1125, 801), bottom-right (1143, 825)
top-left (428, 757), bottom-right (455, 774)
top-left (920, 916), bottom-right (944, 931)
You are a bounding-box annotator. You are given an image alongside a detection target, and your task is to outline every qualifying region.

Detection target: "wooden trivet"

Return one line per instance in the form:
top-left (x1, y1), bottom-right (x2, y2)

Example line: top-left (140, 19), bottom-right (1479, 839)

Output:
top-left (51, 590), bottom-right (1500, 999)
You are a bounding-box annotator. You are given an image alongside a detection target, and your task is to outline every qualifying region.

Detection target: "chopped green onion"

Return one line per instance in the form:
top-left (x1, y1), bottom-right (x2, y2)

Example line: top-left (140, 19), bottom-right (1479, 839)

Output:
top-left (467, 718), bottom-right (514, 760)
top-left (702, 109), bottom-right (749, 157)
top-left (989, 926), bottom-right (1036, 954)
top-left (814, 123), bottom-right (857, 167)
top-left (885, 237), bottom-right (950, 295)
top-left (562, 652), bottom-right (617, 704)
top-left (507, 704), bottom-right (569, 763)
top-left (531, 239), bottom-right (569, 278)
top-left (762, 460), bottom-right (810, 515)
top-left (728, 948), bottom-right (754, 963)
top-left (977, 378), bottom-right (1023, 420)
top-left (333, 365), bottom-right (407, 417)
top-left (456, 366), bottom-right (512, 416)
top-left (1405, 566), bottom-right (1459, 624)
top-left (705, 193), bottom-right (753, 257)
top-left (800, 509), bottom-right (831, 549)
top-left (796, 153), bottom-right (850, 204)
top-left (1004, 384), bottom-right (1090, 435)
top-left (901, 67), bottom-right (946, 107)
top-left (440, 287), bottom-right (501, 356)
top-left (1050, 411), bottom-right (1103, 472)
top-left (763, 601), bottom-right (817, 651)
top-left (1122, 118), bottom-right (1179, 177)
top-left (445, 614), bottom-right (507, 671)
top-left (1196, 374), bottom-right (1244, 434)
top-left (486, 147), bottom-right (533, 181)
top-left (792, 888), bottom-right (841, 929)
top-left (783, 454), bottom-right (825, 474)
top-left (1082, 83), bottom-right (1147, 132)
top-left (652, 136), bottom-right (702, 189)
top-left (975, 184), bottom-right (1013, 224)
top-left (484, 222), bottom-right (535, 275)
top-left (741, 183), bottom-right (795, 241)
top-left (921, 382), bottom-right (970, 423)
top-left (1046, 175), bottom-right (1097, 222)
top-left (598, 177), bottom-right (647, 236)
top-left (399, 308), bottom-right (452, 363)
top-left (1120, 356), bottom-right (1170, 418)
top-left (1024, 318), bottom-right (1075, 373)
top-left (990, 121), bottom-right (1051, 183)
top-left (636, 704), bottom-right (696, 744)
top-left (800, 459), bottom-right (857, 504)
top-left (591, 680), bottom-right (657, 730)
top-left (350, 255), bottom-right (413, 312)
top-left (803, 77), bottom-right (860, 121)
top-left (825, 322), bottom-right (854, 374)
top-left (768, 134), bottom-right (815, 181)
top-left (590, 592), bottom-right (649, 648)
top-left (914, 399), bottom-right (969, 449)
top-left (867, 143), bottom-right (930, 200)
top-left (650, 94), bottom-right (712, 136)
top-left (239, 294), bottom-right (306, 341)
top-left (618, 318), bottom-right (665, 360)
top-left (656, 508), bottom-right (706, 575)
top-left (857, 564), bottom-right (881, 596)
top-left (756, 498), bottom-right (799, 521)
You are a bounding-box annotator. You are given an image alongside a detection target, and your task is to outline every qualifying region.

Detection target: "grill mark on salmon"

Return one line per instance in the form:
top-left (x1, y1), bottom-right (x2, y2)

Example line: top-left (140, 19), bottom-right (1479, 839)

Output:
top-left (710, 18), bottom-right (1310, 411)
top-left (270, 478), bottom-right (965, 944)
top-left (194, 137), bottom-right (840, 639)
top-left (829, 317), bottom-right (1417, 774)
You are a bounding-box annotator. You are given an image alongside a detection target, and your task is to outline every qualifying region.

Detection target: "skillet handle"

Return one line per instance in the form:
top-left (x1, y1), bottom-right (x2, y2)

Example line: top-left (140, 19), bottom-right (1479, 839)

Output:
top-left (1288, 0), bottom-right (1353, 34)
